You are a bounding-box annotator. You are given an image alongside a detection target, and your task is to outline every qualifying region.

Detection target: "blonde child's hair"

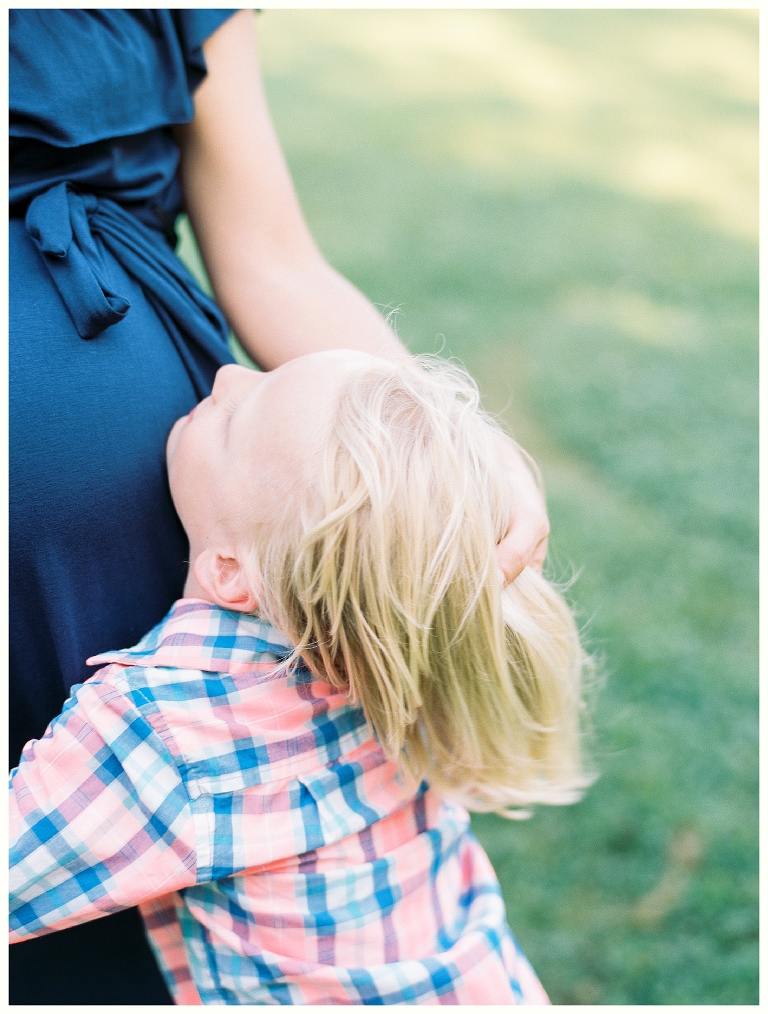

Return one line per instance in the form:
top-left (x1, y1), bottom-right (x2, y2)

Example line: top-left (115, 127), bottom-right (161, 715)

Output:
top-left (251, 356), bottom-right (594, 816)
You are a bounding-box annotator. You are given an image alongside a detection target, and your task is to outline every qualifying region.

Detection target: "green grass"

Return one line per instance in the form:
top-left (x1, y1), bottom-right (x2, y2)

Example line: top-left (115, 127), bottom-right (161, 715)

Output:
top-left (178, 10), bottom-right (758, 1004)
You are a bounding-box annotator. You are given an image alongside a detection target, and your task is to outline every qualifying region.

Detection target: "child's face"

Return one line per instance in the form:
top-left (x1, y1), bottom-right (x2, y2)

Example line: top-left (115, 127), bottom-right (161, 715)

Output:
top-left (166, 350), bottom-right (375, 554)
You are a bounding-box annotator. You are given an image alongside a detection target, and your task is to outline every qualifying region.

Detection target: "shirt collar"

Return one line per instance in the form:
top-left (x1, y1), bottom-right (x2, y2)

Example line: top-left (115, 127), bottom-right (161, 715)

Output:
top-left (87, 598), bottom-right (295, 674)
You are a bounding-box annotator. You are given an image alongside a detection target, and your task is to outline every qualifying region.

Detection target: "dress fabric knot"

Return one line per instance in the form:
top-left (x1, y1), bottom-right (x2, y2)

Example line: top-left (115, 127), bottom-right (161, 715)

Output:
top-left (24, 182), bottom-right (230, 396)
top-left (26, 183), bottom-right (131, 339)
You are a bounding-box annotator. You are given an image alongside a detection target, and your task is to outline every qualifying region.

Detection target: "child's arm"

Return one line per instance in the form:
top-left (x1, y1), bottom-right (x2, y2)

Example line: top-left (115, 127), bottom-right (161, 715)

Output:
top-left (9, 673), bottom-right (197, 942)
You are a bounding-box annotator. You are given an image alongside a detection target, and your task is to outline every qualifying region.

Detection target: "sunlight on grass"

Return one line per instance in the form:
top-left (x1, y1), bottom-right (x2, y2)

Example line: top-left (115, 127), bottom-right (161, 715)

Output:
top-left (558, 286), bottom-right (699, 348)
top-left (642, 18), bottom-right (758, 102)
top-left (260, 10), bottom-right (757, 241)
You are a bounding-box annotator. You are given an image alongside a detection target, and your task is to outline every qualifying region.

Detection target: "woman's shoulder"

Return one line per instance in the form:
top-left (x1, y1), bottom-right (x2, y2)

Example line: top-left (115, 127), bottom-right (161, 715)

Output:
top-left (9, 9), bottom-right (237, 148)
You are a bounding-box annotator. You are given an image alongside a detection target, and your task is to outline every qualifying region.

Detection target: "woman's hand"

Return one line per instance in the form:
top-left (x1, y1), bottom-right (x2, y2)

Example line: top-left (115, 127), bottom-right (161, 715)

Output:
top-left (495, 436), bottom-right (550, 584)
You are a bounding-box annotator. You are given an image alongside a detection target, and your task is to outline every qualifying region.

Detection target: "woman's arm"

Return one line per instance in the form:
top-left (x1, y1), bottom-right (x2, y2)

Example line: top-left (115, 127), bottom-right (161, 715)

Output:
top-left (175, 10), bottom-right (406, 371)
top-left (178, 10), bottom-right (549, 575)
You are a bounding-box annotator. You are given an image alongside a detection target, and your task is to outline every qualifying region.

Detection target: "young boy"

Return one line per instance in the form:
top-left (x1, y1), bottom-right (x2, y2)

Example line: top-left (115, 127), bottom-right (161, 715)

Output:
top-left (10, 351), bottom-right (589, 1004)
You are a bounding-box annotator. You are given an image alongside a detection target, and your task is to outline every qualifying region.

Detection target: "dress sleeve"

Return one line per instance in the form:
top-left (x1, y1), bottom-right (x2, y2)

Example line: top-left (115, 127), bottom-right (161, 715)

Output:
top-left (173, 9), bottom-right (240, 93)
top-left (9, 677), bottom-right (198, 942)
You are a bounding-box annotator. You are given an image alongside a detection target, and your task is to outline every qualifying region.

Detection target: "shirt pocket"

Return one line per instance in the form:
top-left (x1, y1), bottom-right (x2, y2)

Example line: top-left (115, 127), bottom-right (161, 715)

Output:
top-left (297, 760), bottom-right (391, 847)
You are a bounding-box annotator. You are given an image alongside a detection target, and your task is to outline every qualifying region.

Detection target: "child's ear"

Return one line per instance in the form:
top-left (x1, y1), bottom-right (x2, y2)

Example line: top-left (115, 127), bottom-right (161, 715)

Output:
top-left (193, 549), bottom-right (262, 613)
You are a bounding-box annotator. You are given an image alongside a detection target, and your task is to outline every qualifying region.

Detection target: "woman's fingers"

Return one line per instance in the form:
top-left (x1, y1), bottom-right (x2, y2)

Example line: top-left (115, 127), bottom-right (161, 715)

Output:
top-left (496, 513), bottom-right (550, 583)
top-left (494, 434), bottom-right (550, 584)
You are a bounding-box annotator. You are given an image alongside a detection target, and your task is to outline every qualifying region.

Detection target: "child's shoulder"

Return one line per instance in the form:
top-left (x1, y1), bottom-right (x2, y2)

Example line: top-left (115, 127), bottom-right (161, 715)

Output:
top-left (83, 598), bottom-right (374, 791)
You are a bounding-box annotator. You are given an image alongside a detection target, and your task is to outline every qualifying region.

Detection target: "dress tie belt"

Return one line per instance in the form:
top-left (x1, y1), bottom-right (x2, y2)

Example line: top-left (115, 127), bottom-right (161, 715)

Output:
top-left (26, 183), bottom-right (130, 339)
top-left (24, 182), bottom-right (231, 393)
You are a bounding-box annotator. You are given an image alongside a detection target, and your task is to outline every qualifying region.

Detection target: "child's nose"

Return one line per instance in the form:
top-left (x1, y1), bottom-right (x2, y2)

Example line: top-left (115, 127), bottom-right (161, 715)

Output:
top-left (211, 364), bottom-right (261, 403)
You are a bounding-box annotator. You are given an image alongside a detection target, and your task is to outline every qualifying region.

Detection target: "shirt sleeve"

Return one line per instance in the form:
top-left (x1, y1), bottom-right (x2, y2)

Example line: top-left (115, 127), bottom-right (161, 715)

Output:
top-left (9, 676), bottom-right (198, 942)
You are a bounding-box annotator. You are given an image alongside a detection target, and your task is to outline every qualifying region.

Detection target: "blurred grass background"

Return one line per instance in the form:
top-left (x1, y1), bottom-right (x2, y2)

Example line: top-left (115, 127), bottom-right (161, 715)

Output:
top-left (177, 10), bottom-right (758, 1005)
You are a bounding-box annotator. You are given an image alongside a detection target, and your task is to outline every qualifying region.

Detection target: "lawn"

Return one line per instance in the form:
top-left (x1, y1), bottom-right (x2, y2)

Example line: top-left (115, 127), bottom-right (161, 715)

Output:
top-left (177, 10), bottom-right (758, 1005)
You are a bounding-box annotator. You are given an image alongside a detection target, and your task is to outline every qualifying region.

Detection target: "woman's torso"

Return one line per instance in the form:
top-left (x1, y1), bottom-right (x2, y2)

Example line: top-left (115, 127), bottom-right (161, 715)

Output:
top-left (9, 7), bottom-right (237, 764)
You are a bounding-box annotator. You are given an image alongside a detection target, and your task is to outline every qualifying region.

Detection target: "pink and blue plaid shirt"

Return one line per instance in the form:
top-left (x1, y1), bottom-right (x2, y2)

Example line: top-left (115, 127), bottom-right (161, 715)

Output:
top-left (10, 599), bottom-right (549, 1005)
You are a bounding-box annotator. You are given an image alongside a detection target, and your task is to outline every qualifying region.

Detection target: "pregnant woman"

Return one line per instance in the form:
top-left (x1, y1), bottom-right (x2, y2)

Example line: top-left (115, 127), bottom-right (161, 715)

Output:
top-left (9, 9), bottom-right (549, 1004)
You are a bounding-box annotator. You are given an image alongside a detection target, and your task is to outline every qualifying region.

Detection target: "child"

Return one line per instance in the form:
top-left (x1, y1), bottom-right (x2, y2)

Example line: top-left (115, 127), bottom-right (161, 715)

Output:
top-left (10, 350), bottom-right (592, 1005)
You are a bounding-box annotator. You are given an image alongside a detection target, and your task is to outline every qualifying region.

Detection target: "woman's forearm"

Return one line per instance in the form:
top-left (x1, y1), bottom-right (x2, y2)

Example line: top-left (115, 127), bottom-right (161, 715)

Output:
top-left (202, 240), bottom-right (407, 371)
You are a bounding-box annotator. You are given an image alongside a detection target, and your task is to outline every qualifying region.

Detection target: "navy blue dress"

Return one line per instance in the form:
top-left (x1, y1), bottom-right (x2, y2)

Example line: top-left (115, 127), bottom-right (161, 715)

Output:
top-left (10, 9), bottom-right (237, 1004)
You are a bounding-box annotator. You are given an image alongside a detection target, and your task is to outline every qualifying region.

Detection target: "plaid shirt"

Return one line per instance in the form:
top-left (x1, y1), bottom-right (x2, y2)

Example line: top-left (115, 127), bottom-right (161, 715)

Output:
top-left (10, 599), bottom-right (549, 1005)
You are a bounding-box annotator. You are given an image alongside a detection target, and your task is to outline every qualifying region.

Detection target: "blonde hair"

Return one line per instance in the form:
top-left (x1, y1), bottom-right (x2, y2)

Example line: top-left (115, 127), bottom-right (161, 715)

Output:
top-left (251, 356), bottom-right (593, 816)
